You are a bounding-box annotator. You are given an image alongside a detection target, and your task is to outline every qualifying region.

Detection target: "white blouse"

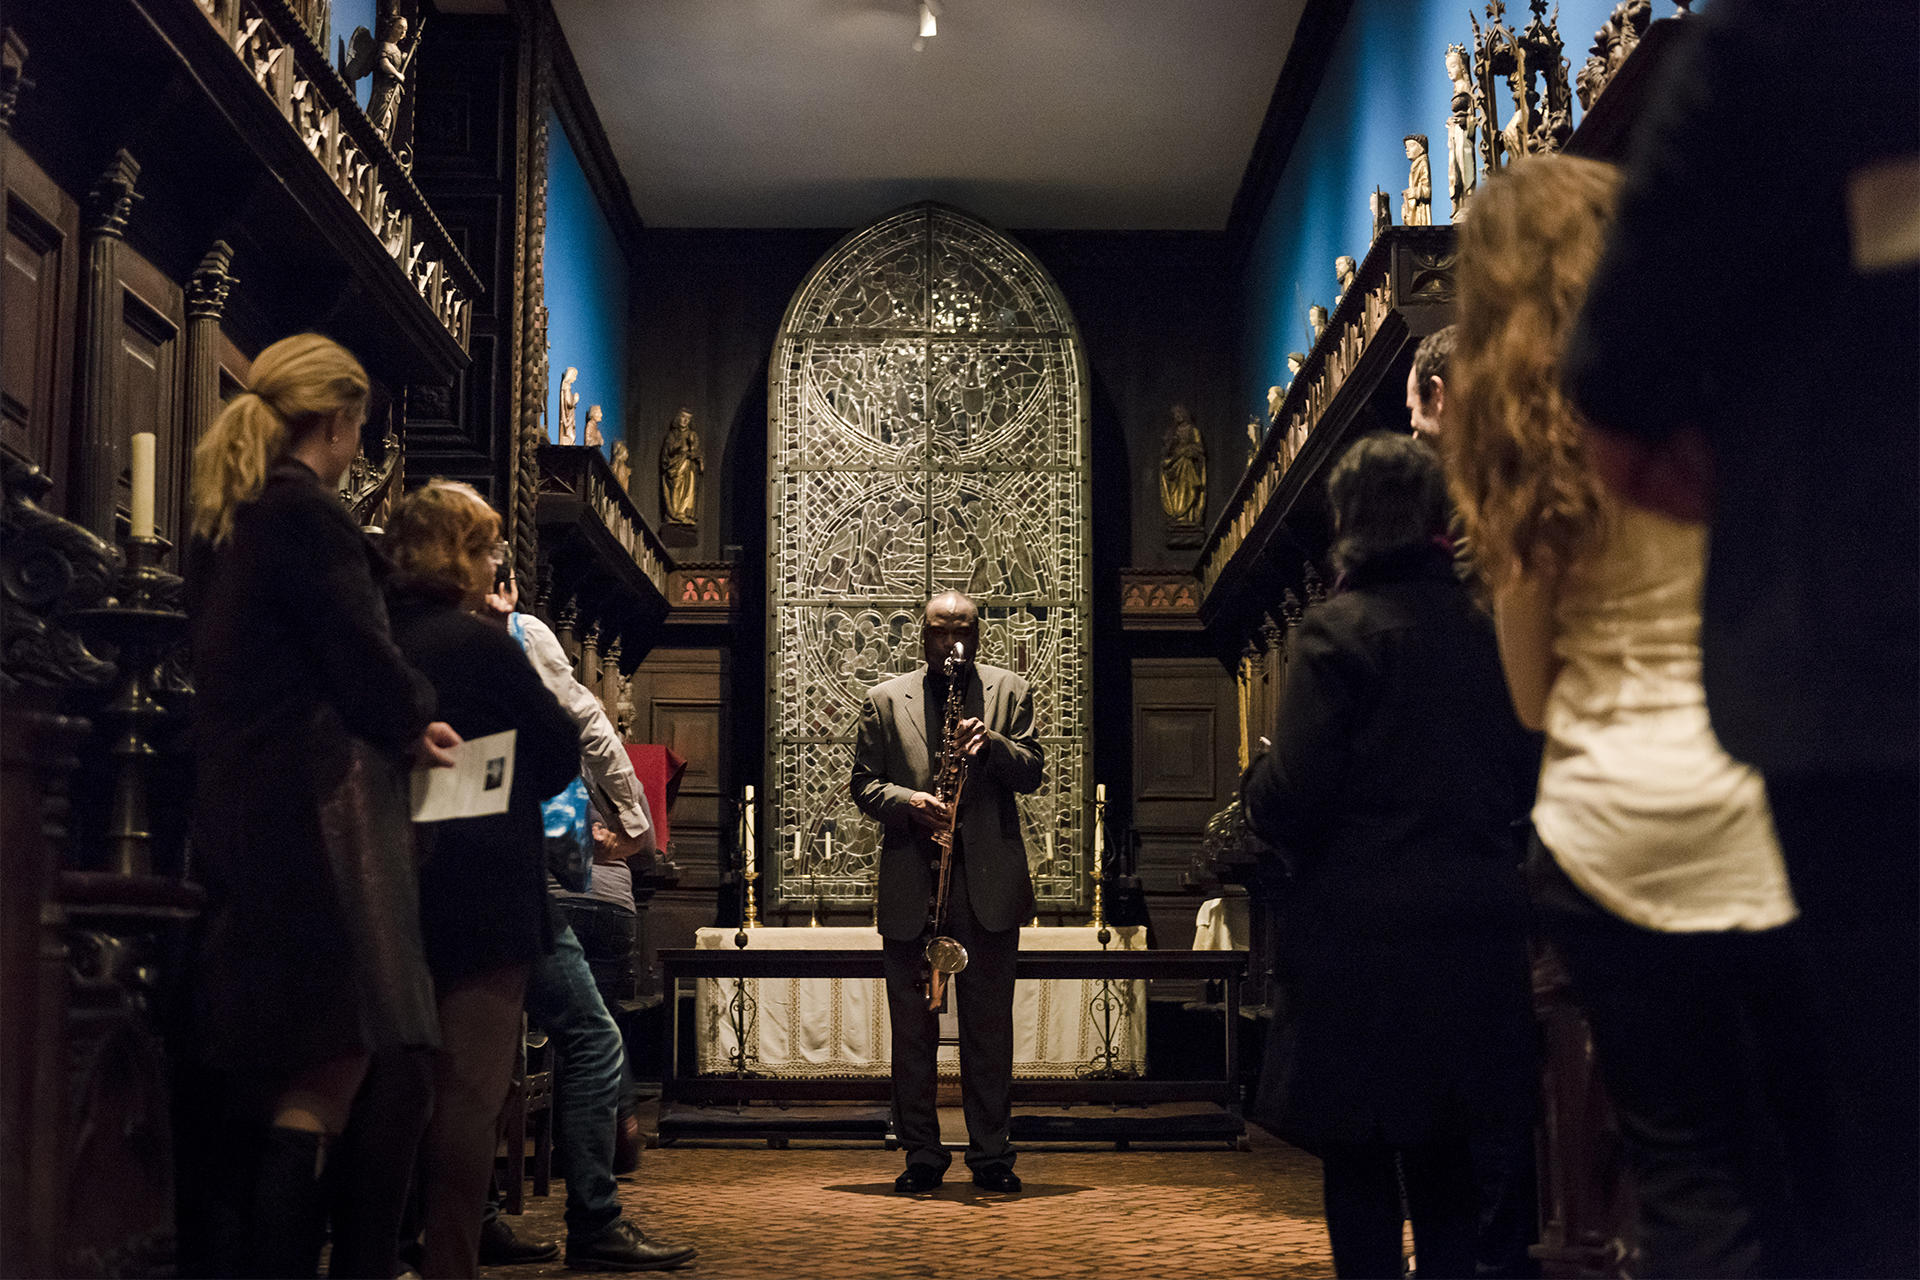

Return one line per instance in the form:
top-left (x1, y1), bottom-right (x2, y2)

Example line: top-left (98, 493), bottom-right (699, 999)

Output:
top-left (1532, 504), bottom-right (1797, 932)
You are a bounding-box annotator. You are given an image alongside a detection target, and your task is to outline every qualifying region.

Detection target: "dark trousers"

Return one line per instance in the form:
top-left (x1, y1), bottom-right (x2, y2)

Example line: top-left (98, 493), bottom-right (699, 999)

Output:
top-left (1529, 840), bottom-right (1817, 1278)
top-left (881, 855), bottom-right (1018, 1175)
top-left (1764, 771), bottom-right (1918, 1279)
top-left (1322, 1139), bottom-right (1479, 1279)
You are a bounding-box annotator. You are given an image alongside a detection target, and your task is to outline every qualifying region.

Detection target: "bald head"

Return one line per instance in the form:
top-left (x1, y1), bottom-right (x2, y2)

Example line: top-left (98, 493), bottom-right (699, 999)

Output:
top-left (922, 591), bottom-right (980, 672)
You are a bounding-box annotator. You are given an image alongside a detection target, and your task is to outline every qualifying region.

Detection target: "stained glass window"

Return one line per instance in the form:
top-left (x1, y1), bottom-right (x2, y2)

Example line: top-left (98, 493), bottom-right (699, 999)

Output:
top-left (767, 204), bottom-right (1092, 908)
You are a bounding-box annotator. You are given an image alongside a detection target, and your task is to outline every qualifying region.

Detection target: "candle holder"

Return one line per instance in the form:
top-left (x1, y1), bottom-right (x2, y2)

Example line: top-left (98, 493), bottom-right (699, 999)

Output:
top-left (70, 539), bottom-right (186, 880)
top-left (741, 867), bottom-right (761, 929)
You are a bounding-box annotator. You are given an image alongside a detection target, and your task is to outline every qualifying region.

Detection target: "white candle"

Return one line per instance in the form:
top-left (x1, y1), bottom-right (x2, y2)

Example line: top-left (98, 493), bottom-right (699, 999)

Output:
top-left (824, 827), bottom-right (834, 864)
top-left (1046, 831), bottom-right (1055, 863)
top-left (129, 432), bottom-right (156, 540)
top-left (792, 830), bottom-right (801, 872)
top-left (742, 786), bottom-right (755, 876)
top-left (1092, 785), bottom-right (1106, 860)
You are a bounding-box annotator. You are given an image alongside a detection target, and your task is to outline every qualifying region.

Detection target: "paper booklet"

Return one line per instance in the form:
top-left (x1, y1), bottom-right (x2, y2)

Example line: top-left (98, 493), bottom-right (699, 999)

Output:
top-left (410, 729), bottom-right (517, 823)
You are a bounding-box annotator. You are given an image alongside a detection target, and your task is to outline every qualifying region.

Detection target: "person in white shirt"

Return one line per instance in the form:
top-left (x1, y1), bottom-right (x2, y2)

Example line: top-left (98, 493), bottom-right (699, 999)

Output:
top-left (1444, 156), bottom-right (1811, 1277)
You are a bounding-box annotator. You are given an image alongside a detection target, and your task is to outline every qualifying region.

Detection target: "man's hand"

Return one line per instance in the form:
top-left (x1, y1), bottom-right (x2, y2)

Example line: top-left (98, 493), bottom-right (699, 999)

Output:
top-left (592, 821), bottom-right (645, 865)
top-left (907, 791), bottom-right (951, 830)
top-left (413, 721), bottom-right (462, 769)
top-left (954, 717), bottom-right (989, 759)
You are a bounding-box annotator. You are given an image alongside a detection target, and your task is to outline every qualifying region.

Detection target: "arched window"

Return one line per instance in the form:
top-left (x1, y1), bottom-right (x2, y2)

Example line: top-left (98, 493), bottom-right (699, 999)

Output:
top-left (767, 203), bottom-right (1092, 910)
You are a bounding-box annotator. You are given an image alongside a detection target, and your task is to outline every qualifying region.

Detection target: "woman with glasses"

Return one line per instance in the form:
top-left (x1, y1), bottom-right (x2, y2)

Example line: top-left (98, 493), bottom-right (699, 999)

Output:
top-left (383, 483), bottom-right (579, 1277)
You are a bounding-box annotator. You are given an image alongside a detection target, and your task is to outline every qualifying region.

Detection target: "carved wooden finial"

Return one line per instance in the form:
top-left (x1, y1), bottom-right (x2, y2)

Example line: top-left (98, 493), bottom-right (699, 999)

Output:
top-left (85, 149), bottom-right (142, 239)
top-left (1, 29), bottom-right (32, 135)
top-left (186, 240), bottom-right (239, 320)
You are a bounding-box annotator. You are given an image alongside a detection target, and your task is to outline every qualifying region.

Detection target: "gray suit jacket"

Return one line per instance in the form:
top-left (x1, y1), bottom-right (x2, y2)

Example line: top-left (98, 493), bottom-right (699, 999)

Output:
top-left (850, 662), bottom-right (1044, 940)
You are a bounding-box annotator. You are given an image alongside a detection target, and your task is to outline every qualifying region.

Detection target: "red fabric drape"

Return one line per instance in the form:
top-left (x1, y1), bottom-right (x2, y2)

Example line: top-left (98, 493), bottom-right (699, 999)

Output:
top-left (625, 745), bottom-right (687, 849)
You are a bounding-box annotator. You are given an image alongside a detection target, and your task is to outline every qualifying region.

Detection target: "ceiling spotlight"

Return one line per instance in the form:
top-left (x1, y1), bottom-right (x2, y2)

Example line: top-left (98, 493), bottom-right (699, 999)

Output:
top-left (919, 0), bottom-right (938, 39)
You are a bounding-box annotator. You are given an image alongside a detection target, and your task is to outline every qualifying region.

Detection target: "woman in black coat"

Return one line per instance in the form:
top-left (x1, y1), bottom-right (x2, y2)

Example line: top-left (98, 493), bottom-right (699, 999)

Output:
top-left (382, 480), bottom-right (578, 1279)
top-left (1244, 433), bottom-right (1539, 1280)
top-left (185, 334), bottom-right (460, 1278)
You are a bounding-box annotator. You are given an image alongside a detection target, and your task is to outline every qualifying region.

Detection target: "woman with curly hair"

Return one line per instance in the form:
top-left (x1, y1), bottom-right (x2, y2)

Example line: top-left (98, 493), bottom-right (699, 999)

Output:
top-left (382, 481), bottom-right (580, 1277)
top-left (1444, 156), bottom-right (1809, 1277)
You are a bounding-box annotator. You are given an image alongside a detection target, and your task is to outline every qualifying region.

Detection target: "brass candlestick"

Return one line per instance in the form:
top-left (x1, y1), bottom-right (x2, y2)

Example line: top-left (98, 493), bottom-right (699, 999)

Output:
top-left (742, 867), bottom-right (761, 929)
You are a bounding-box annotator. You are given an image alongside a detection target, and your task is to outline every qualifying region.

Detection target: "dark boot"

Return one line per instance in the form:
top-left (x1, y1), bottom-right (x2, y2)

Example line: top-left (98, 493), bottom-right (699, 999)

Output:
top-left (329, 1051), bottom-right (433, 1279)
top-left (248, 1126), bottom-right (334, 1279)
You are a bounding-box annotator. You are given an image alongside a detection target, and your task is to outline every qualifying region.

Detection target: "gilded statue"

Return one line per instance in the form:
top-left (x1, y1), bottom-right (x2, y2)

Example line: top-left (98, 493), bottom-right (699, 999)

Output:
top-left (660, 407), bottom-right (703, 529)
top-left (1403, 134), bottom-right (1433, 227)
top-left (558, 366), bottom-right (579, 444)
top-left (584, 404), bottom-right (604, 447)
top-left (1159, 405), bottom-right (1207, 532)
top-left (1446, 44), bottom-right (1479, 219)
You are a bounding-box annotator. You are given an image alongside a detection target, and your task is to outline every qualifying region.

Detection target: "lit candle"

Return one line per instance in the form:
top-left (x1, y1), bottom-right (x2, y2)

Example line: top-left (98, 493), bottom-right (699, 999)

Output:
top-left (824, 825), bottom-right (834, 865)
top-left (129, 432), bottom-right (156, 540)
top-left (1092, 784), bottom-right (1106, 861)
top-left (1046, 831), bottom-right (1055, 864)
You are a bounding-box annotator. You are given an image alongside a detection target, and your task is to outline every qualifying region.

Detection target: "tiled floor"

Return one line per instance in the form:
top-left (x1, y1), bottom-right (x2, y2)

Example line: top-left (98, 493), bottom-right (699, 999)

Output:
top-left (483, 1106), bottom-right (1333, 1279)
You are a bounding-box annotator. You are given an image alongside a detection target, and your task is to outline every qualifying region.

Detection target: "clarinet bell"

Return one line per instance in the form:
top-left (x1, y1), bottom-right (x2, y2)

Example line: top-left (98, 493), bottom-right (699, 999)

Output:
top-left (925, 934), bottom-right (968, 975)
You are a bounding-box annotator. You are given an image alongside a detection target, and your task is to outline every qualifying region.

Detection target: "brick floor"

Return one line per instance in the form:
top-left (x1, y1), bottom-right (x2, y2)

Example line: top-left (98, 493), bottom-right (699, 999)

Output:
top-left (482, 1106), bottom-right (1333, 1280)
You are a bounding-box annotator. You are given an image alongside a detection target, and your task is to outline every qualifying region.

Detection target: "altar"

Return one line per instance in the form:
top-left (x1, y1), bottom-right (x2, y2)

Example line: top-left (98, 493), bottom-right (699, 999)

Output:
top-left (691, 925), bottom-right (1147, 1079)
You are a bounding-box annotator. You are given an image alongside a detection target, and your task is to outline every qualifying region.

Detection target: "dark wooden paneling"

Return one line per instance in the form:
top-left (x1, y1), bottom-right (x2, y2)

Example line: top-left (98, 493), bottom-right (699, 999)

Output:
top-left (113, 248), bottom-right (183, 550)
top-left (627, 647), bottom-right (729, 895)
top-left (1137, 705), bottom-right (1219, 801)
top-left (1130, 656), bottom-right (1238, 966)
top-left (2, 145), bottom-right (79, 495)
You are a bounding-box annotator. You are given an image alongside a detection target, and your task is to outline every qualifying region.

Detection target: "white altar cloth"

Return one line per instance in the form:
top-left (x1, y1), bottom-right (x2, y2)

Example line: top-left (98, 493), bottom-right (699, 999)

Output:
top-left (692, 925), bottom-right (1147, 1079)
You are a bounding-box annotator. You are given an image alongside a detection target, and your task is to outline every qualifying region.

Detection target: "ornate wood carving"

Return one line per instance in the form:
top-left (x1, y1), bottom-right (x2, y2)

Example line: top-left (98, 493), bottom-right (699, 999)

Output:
top-left (3, 456), bottom-right (121, 695)
top-left (1119, 569), bottom-right (1202, 632)
top-left (511, 14), bottom-right (550, 587)
top-left (193, 0), bottom-right (474, 351)
top-left (182, 242), bottom-right (237, 522)
top-left (0, 27), bottom-right (29, 134)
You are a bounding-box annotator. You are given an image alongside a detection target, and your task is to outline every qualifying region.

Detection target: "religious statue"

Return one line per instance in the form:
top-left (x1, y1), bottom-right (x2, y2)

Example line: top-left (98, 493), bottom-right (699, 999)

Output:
top-left (1245, 417), bottom-right (1262, 463)
top-left (1446, 43), bottom-right (1479, 219)
top-left (365, 11), bottom-right (423, 146)
top-left (1160, 405), bottom-right (1207, 546)
top-left (1308, 304), bottom-right (1329, 346)
top-left (1267, 385), bottom-right (1285, 421)
top-left (610, 440), bottom-right (632, 492)
top-left (1402, 134), bottom-right (1433, 227)
top-left (1335, 255), bottom-right (1357, 301)
top-left (584, 404), bottom-right (604, 447)
top-left (1576, 0), bottom-right (1651, 110)
top-left (660, 406), bottom-right (703, 541)
top-left (1286, 353), bottom-right (1306, 384)
top-left (1370, 188), bottom-right (1392, 240)
top-left (558, 366), bottom-right (579, 444)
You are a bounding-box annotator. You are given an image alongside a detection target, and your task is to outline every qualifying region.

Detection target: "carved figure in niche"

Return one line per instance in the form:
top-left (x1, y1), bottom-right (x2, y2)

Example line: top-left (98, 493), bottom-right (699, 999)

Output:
top-left (1371, 188), bottom-right (1393, 240)
top-left (659, 407), bottom-right (703, 535)
top-left (1160, 405), bottom-right (1207, 543)
top-left (1446, 43), bottom-right (1479, 218)
top-left (1402, 134), bottom-right (1433, 226)
top-left (584, 405), bottom-right (604, 447)
top-left (1308, 304), bottom-right (1329, 346)
top-left (1577, 0), bottom-right (1651, 110)
top-left (610, 440), bottom-right (631, 492)
top-left (558, 366), bottom-right (579, 444)
top-left (1336, 255), bottom-right (1358, 300)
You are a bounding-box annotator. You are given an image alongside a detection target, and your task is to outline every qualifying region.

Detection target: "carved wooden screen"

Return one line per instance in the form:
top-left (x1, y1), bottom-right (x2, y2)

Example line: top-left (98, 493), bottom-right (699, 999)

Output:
top-left (767, 203), bottom-right (1091, 909)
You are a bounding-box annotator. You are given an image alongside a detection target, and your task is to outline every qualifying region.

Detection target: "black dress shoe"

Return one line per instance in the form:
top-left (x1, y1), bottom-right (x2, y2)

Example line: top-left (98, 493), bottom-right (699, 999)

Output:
top-left (971, 1167), bottom-right (1022, 1193)
top-left (893, 1164), bottom-right (945, 1193)
top-left (477, 1215), bottom-right (559, 1265)
top-left (565, 1218), bottom-right (698, 1272)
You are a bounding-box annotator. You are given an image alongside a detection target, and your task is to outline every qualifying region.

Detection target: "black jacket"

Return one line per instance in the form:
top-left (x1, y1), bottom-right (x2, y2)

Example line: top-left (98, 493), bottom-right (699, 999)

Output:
top-left (187, 460), bottom-right (439, 1073)
top-left (1243, 547), bottom-right (1538, 1149)
top-left (388, 586), bottom-right (578, 986)
top-left (851, 662), bottom-right (1044, 939)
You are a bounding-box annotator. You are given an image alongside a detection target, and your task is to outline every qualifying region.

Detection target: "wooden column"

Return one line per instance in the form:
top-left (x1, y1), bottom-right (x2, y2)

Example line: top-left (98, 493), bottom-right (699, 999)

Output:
top-left (181, 241), bottom-right (237, 532)
top-left (72, 149), bottom-right (140, 539)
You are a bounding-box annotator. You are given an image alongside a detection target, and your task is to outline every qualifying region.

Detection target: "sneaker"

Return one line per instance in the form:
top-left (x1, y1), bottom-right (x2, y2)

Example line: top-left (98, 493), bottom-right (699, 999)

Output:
top-left (564, 1218), bottom-right (697, 1272)
top-left (477, 1215), bottom-right (559, 1265)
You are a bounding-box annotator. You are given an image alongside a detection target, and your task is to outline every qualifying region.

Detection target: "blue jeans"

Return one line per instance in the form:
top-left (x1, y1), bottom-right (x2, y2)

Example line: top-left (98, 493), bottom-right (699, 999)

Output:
top-left (525, 920), bottom-right (625, 1239)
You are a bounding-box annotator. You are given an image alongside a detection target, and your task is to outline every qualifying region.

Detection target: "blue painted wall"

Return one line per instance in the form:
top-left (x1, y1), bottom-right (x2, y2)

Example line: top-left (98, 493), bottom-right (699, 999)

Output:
top-left (1239, 0), bottom-right (1627, 415)
top-left (331, 0), bottom-right (378, 112)
top-left (544, 108), bottom-right (631, 451)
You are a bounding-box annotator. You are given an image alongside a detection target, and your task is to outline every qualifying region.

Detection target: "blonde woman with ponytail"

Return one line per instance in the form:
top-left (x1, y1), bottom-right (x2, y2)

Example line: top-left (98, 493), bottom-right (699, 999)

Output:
top-left (184, 333), bottom-right (459, 1279)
